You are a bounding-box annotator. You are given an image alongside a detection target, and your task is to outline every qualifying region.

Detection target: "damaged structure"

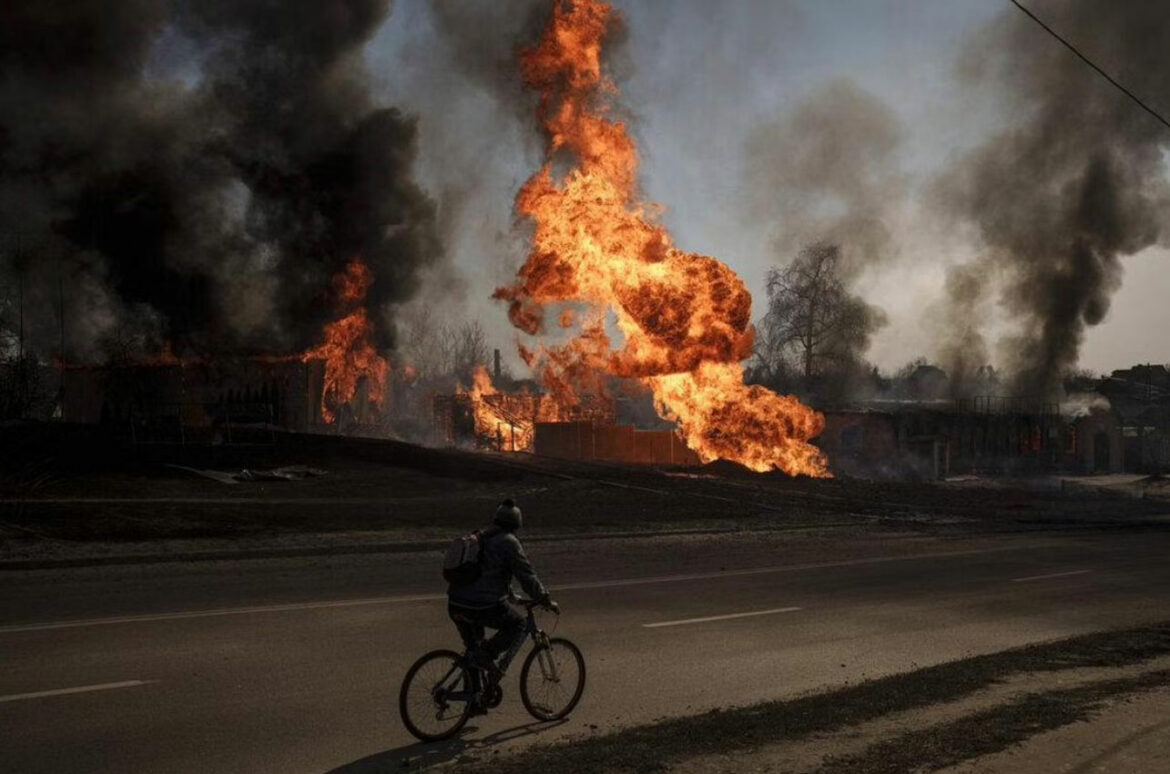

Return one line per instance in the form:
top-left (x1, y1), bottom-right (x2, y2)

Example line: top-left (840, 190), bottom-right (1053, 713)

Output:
top-left (818, 397), bottom-right (1122, 479)
top-left (37, 354), bottom-right (1168, 479)
top-left (815, 365), bottom-right (1169, 479)
top-left (1098, 365), bottom-right (1170, 472)
top-left (436, 363), bottom-right (1166, 478)
top-left (57, 357), bottom-right (385, 443)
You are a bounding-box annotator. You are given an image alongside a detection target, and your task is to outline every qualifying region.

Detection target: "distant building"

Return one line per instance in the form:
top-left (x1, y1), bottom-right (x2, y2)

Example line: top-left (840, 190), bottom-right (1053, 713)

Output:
top-left (816, 397), bottom-right (1124, 479)
top-left (1097, 365), bottom-right (1170, 473)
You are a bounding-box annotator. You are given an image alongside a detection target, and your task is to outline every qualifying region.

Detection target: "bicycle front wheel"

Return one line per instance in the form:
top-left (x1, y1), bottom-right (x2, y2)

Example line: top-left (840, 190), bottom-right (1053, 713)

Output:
top-left (520, 637), bottom-right (586, 721)
top-left (399, 649), bottom-right (473, 741)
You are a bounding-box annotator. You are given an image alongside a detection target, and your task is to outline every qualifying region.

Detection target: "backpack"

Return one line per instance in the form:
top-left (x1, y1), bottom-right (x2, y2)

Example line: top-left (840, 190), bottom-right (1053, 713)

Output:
top-left (442, 527), bottom-right (500, 586)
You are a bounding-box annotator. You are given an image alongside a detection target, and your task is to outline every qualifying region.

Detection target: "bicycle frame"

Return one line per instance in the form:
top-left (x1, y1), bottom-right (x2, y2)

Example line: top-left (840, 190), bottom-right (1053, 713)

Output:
top-left (497, 604), bottom-right (556, 679)
top-left (435, 602), bottom-right (560, 705)
top-left (431, 665), bottom-right (475, 705)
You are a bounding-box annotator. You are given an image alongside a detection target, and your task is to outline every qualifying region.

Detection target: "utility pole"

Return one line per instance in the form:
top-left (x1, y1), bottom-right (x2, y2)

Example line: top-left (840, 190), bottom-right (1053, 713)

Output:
top-left (57, 252), bottom-right (65, 361)
top-left (16, 232), bottom-right (23, 364)
top-left (57, 251), bottom-right (67, 421)
top-left (18, 259), bottom-right (26, 420)
top-left (17, 268), bottom-right (23, 363)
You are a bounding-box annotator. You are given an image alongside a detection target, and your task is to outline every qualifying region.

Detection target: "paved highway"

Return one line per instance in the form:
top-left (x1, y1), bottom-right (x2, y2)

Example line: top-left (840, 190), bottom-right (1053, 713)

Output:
top-left (2, 529), bottom-right (1169, 773)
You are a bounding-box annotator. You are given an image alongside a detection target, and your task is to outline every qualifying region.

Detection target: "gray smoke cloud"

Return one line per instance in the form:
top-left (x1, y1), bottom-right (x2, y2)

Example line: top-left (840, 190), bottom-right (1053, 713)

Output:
top-left (935, 0), bottom-right (1170, 398)
top-left (744, 78), bottom-right (906, 283)
top-left (415, 0), bottom-right (549, 270)
top-left (0, 0), bottom-right (442, 362)
top-left (740, 78), bottom-right (902, 387)
top-left (366, 0), bottom-right (550, 352)
top-left (929, 262), bottom-right (992, 397)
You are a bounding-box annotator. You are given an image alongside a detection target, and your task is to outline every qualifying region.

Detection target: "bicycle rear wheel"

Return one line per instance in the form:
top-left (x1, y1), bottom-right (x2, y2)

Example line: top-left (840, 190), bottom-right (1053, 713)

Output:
top-left (399, 649), bottom-right (473, 741)
top-left (520, 637), bottom-right (586, 721)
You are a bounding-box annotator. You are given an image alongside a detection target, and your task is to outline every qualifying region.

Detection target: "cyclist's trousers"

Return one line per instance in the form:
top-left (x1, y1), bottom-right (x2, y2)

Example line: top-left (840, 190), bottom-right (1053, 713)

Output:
top-left (448, 601), bottom-right (525, 658)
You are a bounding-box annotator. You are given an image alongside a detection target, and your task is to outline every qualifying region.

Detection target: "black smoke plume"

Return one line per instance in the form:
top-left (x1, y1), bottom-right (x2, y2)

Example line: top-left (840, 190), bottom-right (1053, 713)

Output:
top-left (0, 1), bottom-right (441, 362)
top-left (936, 0), bottom-right (1170, 398)
top-left (428, 0), bottom-right (548, 118)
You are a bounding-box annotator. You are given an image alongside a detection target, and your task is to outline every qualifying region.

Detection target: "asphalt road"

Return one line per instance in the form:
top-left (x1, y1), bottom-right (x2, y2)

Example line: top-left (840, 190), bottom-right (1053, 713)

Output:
top-left (2, 528), bottom-right (1169, 774)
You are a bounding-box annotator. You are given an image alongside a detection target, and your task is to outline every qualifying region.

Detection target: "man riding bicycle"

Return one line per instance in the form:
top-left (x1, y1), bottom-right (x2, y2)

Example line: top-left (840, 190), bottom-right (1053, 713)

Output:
top-left (400, 498), bottom-right (582, 739)
top-left (447, 498), bottom-right (557, 709)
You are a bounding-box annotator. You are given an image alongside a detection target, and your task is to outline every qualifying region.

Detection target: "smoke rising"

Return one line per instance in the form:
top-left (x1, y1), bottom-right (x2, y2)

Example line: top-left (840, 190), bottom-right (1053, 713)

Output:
top-left (745, 78), bottom-right (906, 283)
top-left (930, 262), bottom-right (991, 398)
top-left (363, 0), bottom-right (552, 360)
top-left (428, 0), bottom-right (549, 117)
top-left (0, 0), bottom-right (441, 362)
top-left (935, 0), bottom-right (1170, 397)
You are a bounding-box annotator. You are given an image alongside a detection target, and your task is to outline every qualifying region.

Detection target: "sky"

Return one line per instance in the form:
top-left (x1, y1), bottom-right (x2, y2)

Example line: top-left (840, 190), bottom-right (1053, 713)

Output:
top-left (366, 0), bottom-right (1169, 377)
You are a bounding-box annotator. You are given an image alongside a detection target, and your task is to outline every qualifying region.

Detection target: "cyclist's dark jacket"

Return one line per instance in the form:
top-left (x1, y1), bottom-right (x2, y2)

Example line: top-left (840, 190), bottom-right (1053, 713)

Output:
top-left (447, 528), bottom-right (547, 609)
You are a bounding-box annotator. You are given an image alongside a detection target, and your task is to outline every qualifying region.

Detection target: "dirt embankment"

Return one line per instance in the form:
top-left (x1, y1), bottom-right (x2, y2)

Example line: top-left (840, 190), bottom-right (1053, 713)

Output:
top-left (2, 424), bottom-right (1167, 561)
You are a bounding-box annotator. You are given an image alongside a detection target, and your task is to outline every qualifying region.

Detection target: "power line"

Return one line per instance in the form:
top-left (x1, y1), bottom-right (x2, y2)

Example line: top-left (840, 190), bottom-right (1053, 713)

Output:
top-left (1009, 0), bottom-right (1170, 132)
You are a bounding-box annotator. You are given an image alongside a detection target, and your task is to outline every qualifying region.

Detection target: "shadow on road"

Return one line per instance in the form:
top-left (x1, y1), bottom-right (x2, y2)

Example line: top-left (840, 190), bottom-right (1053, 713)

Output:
top-left (323, 719), bottom-right (568, 773)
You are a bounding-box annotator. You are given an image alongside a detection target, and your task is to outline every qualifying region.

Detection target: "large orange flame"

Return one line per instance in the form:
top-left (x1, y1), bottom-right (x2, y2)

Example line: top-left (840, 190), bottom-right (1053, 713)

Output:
top-left (494, 0), bottom-right (829, 476)
top-left (302, 258), bottom-right (389, 424)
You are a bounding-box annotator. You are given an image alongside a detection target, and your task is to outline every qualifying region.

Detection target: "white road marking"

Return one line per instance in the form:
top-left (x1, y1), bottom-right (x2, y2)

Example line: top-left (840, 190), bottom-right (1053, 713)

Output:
top-left (557, 545), bottom-right (1046, 591)
top-left (0, 544), bottom-right (1047, 635)
top-left (0, 680), bottom-right (155, 703)
top-left (644, 607), bottom-right (802, 629)
top-left (1011, 569), bottom-right (1094, 583)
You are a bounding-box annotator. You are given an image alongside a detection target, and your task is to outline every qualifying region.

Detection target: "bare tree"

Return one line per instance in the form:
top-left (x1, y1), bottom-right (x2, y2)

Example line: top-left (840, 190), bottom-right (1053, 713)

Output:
top-left (759, 243), bottom-right (885, 386)
top-left (450, 321), bottom-right (488, 382)
top-left (395, 309), bottom-right (490, 383)
top-left (746, 313), bottom-right (797, 391)
top-left (396, 306), bottom-right (445, 379)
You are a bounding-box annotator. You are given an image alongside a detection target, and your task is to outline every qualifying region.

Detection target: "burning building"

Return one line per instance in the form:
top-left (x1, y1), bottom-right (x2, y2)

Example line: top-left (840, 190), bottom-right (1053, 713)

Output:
top-left (433, 365), bottom-right (616, 453)
top-left (432, 363), bottom-right (700, 466)
top-left (53, 256), bottom-right (397, 442)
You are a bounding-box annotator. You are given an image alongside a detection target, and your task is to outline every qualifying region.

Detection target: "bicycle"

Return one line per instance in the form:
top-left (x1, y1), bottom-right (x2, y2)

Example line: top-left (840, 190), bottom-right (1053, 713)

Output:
top-left (398, 597), bottom-right (586, 742)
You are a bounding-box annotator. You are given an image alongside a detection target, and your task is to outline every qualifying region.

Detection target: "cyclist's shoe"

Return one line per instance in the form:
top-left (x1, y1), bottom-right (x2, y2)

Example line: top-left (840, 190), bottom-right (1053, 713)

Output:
top-left (469, 701), bottom-right (489, 717)
top-left (483, 662), bottom-right (503, 684)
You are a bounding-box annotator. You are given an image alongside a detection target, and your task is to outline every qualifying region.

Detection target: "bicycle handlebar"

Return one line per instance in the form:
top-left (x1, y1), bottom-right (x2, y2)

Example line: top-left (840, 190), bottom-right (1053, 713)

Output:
top-left (509, 594), bottom-right (560, 614)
